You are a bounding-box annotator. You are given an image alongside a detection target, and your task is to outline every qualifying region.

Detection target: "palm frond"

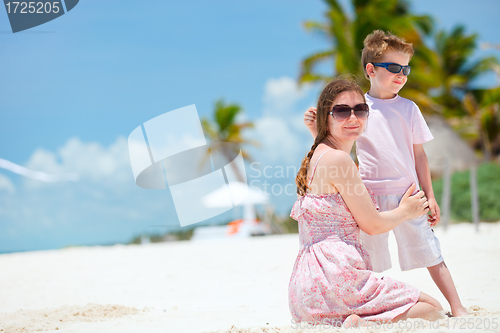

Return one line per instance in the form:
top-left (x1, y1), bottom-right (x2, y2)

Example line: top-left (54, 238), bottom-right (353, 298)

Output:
top-left (201, 118), bottom-right (217, 140)
top-left (303, 20), bottom-right (328, 38)
top-left (463, 56), bottom-right (499, 82)
top-left (299, 50), bottom-right (336, 83)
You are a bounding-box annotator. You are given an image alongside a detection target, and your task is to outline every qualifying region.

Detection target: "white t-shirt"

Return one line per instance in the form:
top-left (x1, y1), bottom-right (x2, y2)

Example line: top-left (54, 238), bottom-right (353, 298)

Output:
top-left (356, 93), bottom-right (434, 195)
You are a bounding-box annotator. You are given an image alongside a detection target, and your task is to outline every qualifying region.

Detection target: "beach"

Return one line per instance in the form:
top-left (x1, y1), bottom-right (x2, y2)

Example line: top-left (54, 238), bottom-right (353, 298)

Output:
top-left (1, 222), bottom-right (499, 333)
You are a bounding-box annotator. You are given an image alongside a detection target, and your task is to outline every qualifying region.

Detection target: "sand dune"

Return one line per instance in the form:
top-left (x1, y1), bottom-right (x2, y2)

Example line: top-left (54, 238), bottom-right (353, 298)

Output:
top-left (1, 222), bottom-right (499, 333)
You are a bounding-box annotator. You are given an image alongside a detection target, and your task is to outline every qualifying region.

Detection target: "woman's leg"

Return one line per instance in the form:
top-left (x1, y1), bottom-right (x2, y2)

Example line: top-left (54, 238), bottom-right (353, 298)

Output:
top-left (343, 292), bottom-right (443, 327)
top-left (343, 314), bottom-right (362, 328)
top-left (343, 315), bottom-right (393, 328)
top-left (393, 292), bottom-right (444, 322)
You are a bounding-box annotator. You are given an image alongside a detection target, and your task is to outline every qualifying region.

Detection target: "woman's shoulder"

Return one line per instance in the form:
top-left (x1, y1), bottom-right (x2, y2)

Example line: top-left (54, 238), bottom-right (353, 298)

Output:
top-left (317, 149), bottom-right (354, 167)
top-left (310, 148), bottom-right (356, 182)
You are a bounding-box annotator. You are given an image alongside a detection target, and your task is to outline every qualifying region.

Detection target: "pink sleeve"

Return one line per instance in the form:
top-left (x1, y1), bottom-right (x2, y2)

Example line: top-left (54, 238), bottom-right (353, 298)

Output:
top-left (290, 197), bottom-right (304, 221)
top-left (412, 103), bottom-right (434, 144)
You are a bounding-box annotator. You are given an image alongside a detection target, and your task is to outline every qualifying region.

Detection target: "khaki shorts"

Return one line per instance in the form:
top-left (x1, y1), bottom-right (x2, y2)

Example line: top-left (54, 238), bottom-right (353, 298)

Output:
top-left (360, 193), bottom-right (444, 272)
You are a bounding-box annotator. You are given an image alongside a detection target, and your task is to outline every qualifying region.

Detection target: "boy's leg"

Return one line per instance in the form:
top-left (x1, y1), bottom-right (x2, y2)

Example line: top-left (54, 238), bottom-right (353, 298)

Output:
top-left (360, 194), bottom-right (398, 273)
top-left (393, 213), bottom-right (443, 271)
top-left (392, 203), bottom-right (467, 316)
top-left (427, 262), bottom-right (468, 317)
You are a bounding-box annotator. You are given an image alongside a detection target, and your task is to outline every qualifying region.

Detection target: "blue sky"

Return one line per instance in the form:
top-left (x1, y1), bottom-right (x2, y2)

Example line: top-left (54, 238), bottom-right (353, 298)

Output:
top-left (1, 0), bottom-right (499, 253)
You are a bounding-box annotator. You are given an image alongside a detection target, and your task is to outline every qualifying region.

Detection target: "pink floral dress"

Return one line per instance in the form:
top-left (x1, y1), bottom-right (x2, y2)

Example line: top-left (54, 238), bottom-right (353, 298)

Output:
top-left (289, 150), bottom-right (420, 324)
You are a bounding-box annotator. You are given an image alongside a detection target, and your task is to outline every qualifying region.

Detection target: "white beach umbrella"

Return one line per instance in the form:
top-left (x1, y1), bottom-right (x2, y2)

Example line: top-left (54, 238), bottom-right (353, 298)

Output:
top-left (201, 181), bottom-right (268, 208)
top-left (202, 181), bottom-right (269, 233)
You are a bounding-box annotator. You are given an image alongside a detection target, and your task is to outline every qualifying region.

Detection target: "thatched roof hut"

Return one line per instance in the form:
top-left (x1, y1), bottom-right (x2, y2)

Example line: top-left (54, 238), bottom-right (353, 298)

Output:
top-left (423, 116), bottom-right (478, 177)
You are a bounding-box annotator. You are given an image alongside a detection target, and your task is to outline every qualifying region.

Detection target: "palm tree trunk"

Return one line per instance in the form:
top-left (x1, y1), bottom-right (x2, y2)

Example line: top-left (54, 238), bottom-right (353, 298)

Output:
top-left (479, 122), bottom-right (492, 162)
top-left (222, 149), bottom-right (245, 183)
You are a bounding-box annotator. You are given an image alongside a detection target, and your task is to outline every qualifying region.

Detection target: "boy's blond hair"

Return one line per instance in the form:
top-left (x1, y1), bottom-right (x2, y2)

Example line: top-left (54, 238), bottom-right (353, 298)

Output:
top-left (361, 30), bottom-right (414, 80)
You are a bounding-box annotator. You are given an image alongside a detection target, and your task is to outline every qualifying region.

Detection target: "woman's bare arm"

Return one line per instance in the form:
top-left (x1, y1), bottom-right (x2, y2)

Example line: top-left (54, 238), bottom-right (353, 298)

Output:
top-left (322, 150), bottom-right (428, 235)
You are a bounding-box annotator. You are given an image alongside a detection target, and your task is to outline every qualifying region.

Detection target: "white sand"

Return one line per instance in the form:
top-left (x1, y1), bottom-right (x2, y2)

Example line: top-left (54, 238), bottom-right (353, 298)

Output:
top-left (1, 222), bottom-right (499, 333)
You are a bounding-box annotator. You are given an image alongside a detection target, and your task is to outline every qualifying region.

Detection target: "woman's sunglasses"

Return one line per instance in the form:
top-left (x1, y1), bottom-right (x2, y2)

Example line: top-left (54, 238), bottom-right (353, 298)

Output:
top-left (329, 103), bottom-right (369, 121)
top-left (371, 62), bottom-right (411, 76)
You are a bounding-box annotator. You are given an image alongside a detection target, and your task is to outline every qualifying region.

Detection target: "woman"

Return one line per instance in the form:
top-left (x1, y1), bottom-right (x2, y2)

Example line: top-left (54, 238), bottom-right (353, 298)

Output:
top-left (289, 78), bottom-right (443, 327)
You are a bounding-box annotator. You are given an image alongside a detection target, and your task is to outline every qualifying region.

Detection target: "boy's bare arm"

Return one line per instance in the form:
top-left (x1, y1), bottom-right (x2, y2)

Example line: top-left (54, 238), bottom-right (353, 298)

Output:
top-left (304, 107), bottom-right (318, 138)
top-left (414, 144), bottom-right (441, 226)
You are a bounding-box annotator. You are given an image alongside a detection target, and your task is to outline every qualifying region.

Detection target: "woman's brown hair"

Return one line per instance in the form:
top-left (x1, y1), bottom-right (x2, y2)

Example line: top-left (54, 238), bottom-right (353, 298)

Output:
top-left (295, 78), bottom-right (365, 196)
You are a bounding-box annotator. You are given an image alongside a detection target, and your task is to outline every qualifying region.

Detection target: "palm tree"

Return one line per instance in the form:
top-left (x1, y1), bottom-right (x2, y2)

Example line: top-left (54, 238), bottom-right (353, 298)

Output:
top-left (433, 25), bottom-right (499, 118)
top-left (299, 0), bottom-right (435, 111)
top-left (431, 26), bottom-right (499, 160)
top-left (201, 99), bottom-right (258, 182)
top-left (463, 87), bottom-right (500, 161)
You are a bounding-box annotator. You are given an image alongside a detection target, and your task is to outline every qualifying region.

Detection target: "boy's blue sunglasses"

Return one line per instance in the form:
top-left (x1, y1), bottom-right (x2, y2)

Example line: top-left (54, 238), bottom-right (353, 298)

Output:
top-left (372, 62), bottom-right (411, 76)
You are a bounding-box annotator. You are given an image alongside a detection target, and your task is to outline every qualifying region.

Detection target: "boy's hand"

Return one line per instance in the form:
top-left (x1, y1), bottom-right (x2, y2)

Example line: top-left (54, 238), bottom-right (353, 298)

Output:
top-left (304, 107), bottom-right (317, 131)
top-left (427, 197), bottom-right (441, 226)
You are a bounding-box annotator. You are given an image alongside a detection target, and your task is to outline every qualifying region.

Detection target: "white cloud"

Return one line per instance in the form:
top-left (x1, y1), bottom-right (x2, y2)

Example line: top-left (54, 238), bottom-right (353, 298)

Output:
top-left (251, 117), bottom-right (306, 166)
top-left (262, 77), bottom-right (313, 116)
top-left (22, 150), bottom-right (64, 174)
top-left (0, 174), bottom-right (15, 194)
top-left (246, 77), bottom-right (317, 167)
top-left (24, 136), bottom-right (133, 188)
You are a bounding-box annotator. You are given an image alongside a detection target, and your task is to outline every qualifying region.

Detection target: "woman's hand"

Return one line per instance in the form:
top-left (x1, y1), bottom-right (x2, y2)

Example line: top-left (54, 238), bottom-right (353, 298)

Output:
top-left (399, 184), bottom-right (430, 220)
top-left (304, 107), bottom-right (317, 131)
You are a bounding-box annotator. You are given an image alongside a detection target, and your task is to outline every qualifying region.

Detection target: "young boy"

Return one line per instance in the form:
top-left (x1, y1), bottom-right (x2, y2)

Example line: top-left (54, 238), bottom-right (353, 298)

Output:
top-left (304, 30), bottom-right (468, 317)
